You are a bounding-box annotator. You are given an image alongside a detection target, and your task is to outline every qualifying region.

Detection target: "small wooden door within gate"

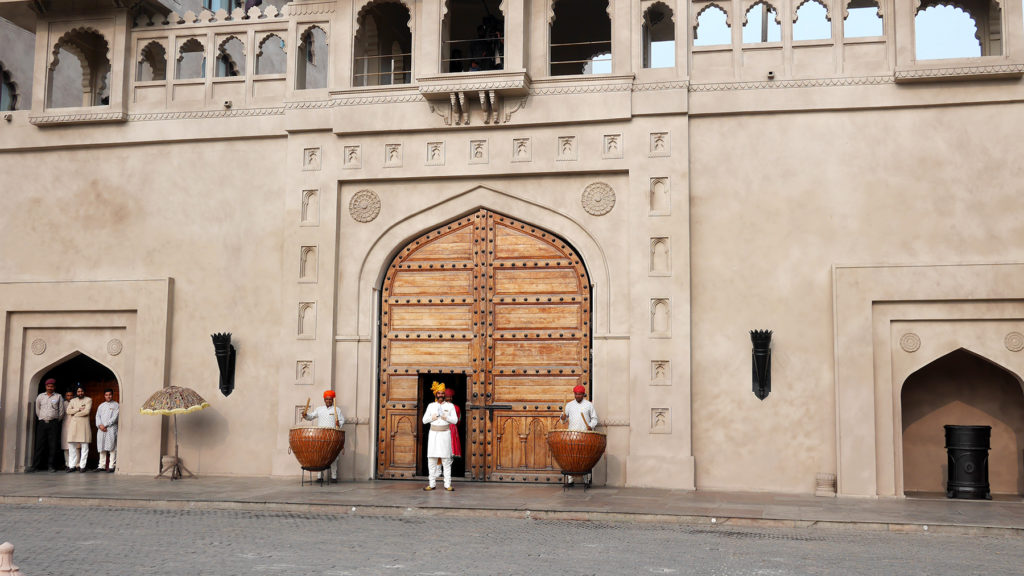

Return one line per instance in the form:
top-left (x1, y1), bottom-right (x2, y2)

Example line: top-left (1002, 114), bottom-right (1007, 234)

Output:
top-left (378, 209), bottom-right (591, 482)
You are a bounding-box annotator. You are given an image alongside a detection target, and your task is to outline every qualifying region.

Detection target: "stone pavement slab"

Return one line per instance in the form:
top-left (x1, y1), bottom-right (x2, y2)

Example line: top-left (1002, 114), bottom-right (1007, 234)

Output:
top-left (1, 473), bottom-right (1023, 535)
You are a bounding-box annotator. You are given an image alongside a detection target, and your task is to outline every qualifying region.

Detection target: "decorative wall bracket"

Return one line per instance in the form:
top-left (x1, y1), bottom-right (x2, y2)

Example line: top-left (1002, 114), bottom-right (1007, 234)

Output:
top-left (750, 329), bottom-right (772, 400)
top-left (420, 71), bottom-right (530, 126)
top-left (212, 332), bottom-right (237, 397)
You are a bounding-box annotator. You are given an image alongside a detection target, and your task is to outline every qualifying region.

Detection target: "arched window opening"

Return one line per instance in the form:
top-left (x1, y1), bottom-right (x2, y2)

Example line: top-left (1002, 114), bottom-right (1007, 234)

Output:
top-left (643, 3), bottom-right (675, 68)
top-left (916, 1), bottom-right (1001, 60)
top-left (844, 0), bottom-right (882, 38)
top-left (176, 38), bottom-right (207, 80)
top-left (137, 42), bottom-right (167, 82)
top-left (203, 0), bottom-right (243, 11)
top-left (296, 26), bottom-right (328, 89)
top-left (36, 353), bottom-right (120, 473)
top-left (354, 1), bottom-right (412, 86)
top-left (550, 0), bottom-right (611, 76)
top-left (901, 349), bottom-right (1024, 497)
top-left (743, 1), bottom-right (782, 43)
top-left (256, 34), bottom-right (287, 75)
top-left (47, 29), bottom-right (110, 109)
top-left (694, 4), bottom-right (732, 47)
top-left (0, 63), bottom-right (16, 111)
top-left (793, 0), bottom-right (831, 41)
top-left (216, 37), bottom-right (246, 78)
top-left (441, 0), bottom-right (503, 73)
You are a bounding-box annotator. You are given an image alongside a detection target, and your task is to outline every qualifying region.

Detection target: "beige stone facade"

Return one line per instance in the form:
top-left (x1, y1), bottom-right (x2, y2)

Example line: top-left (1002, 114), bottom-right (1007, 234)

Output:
top-left (1, 0), bottom-right (1023, 497)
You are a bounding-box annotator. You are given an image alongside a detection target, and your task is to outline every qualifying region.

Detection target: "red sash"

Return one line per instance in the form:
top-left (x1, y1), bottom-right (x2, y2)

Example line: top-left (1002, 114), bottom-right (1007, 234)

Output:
top-left (449, 405), bottom-right (462, 458)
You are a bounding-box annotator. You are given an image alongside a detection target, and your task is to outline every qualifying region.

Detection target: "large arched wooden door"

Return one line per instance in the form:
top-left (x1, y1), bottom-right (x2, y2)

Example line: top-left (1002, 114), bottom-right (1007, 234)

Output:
top-left (378, 209), bottom-right (591, 482)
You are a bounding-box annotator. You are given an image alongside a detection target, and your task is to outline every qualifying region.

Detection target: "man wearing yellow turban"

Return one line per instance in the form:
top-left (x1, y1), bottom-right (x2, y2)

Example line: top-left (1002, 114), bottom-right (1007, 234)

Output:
top-left (422, 381), bottom-right (459, 491)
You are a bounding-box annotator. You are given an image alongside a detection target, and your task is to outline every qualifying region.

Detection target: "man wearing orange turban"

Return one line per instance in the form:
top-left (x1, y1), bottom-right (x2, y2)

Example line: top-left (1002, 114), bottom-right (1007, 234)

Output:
top-left (422, 381), bottom-right (458, 491)
top-left (302, 390), bottom-right (345, 483)
top-left (559, 384), bottom-right (598, 485)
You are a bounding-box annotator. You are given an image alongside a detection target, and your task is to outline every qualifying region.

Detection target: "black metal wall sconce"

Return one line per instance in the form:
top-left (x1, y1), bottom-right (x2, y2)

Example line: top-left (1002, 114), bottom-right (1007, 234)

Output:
top-left (750, 330), bottom-right (772, 400)
top-left (212, 332), bottom-right (236, 397)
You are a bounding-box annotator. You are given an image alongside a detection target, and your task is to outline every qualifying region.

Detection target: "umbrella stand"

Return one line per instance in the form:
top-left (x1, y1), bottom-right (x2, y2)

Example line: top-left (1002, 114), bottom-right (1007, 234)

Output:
top-left (155, 415), bottom-right (195, 480)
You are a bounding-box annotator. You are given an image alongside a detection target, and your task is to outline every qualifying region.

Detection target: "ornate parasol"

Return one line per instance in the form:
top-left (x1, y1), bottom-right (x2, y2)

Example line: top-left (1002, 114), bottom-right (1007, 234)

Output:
top-left (140, 386), bottom-right (210, 480)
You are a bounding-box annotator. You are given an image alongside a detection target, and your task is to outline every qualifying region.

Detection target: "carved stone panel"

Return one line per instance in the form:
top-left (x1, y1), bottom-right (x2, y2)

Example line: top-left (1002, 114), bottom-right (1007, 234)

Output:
top-left (899, 332), bottom-right (920, 353)
top-left (649, 132), bottom-right (670, 157)
top-left (426, 141), bottom-right (445, 166)
top-left (651, 360), bottom-right (670, 385)
top-left (299, 246), bottom-right (317, 282)
top-left (107, 338), bottom-right (123, 356)
top-left (650, 237), bottom-right (670, 276)
top-left (302, 147), bottom-right (322, 171)
top-left (603, 134), bottom-right (622, 159)
top-left (30, 338), bottom-right (46, 355)
top-left (1005, 332), bottom-right (1024, 352)
top-left (557, 136), bottom-right (577, 161)
top-left (651, 408), bottom-right (671, 433)
top-left (384, 143), bottom-right (403, 167)
top-left (581, 182), bottom-right (615, 216)
top-left (650, 177), bottom-right (670, 216)
top-left (301, 189), bottom-right (320, 226)
top-left (343, 145), bottom-right (361, 169)
top-left (349, 189), bottom-right (381, 223)
top-left (469, 139), bottom-right (489, 164)
top-left (651, 298), bottom-right (670, 337)
top-left (298, 302), bottom-right (316, 339)
top-left (512, 138), bottom-right (531, 162)
top-left (296, 360), bottom-right (314, 385)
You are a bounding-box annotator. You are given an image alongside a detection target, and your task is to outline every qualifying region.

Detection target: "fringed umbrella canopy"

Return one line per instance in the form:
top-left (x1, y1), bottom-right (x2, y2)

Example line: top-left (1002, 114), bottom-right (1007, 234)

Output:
top-left (140, 386), bottom-right (210, 416)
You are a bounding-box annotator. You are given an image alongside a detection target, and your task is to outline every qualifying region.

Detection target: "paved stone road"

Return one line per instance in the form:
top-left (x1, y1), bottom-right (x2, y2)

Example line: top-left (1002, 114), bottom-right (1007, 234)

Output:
top-left (1, 504), bottom-right (1021, 575)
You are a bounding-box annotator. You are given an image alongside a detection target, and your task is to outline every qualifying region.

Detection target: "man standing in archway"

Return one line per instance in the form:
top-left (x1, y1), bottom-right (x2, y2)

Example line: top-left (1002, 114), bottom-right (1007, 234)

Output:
top-left (28, 378), bottom-right (65, 472)
top-left (422, 381), bottom-right (458, 491)
top-left (95, 389), bottom-right (119, 473)
top-left (66, 385), bottom-right (93, 472)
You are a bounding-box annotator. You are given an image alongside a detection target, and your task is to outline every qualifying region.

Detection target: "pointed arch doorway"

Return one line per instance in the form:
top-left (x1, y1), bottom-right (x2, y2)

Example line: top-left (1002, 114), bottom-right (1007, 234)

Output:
top-left (377, 209), bottom-right (592, 482)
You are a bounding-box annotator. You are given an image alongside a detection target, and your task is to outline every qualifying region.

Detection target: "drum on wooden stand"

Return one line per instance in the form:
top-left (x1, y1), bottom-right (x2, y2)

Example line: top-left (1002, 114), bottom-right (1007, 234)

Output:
top-left (288, 426), bottom-right (345, 479)
top-left (546, 429), bottom-right (606, 486)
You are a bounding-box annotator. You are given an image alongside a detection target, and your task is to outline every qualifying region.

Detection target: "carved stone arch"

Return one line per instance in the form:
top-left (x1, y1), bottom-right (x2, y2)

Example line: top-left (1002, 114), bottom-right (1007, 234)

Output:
top-left (913, 0), bottom-right (998, 15)
top-left (257, 32), bottom-right (287, 56)
top-left (31, 349), bottom-right (124, 394)
top-left (900, 346), bottom-right (1024, 397)
top-left (742, 0), bottom-right (783, 27)
top-left (644, 0), bottom-right (676, 22)
top-left (298, 24), bottom-right (330, 46)
top-left (217, 34), bottom-right (246, 53)
top-left (793, 0), bottom-right (832, 23)
top-left (177, 37), bottom-right (206, 62)
top-left (693, 2), bottom-right (733, 33)
top-left (357, 0), bottom-right (415, 37)
top-left (49, 27), bottom-right (110, 72)
top-left (549, 0), bottom-right (613, 25)
top-left (843, 0), bottom-right (883, 20)
top-left (0, 60), bottom-right (19, 110)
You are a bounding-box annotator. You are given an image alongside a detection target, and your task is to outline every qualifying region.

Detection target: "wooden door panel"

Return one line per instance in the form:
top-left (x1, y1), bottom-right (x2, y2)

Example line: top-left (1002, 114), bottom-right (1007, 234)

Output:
top-left (492, 375), bottom-right (582, 404)
top-left (492, 268), bottom-right (580, 295)
top-left (492, 303), bottom-right (583, 330)
top-left (390, 270), bottom-right (474, 296)
top-left (388, 340), bottom-right (473, 367)
top-left (492, 340), bottom-right (583, 367)
top-left (386, 376), bottom-right (419, 402)
top-left (386, 412), bottom-right (418, 471)
top-left (390, 304), bottom-right (474, 331)
top-left (404, 228), bottom-right (474, 261)
top-left (493, 225), bottom-right (564, 259)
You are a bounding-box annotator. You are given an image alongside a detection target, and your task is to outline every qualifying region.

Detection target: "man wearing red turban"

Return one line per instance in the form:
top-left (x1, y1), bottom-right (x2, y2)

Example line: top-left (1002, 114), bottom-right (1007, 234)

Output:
top-left (559, 384), bottom-right (598, 485)
top-left (302, 390), bottom-right (345, 483)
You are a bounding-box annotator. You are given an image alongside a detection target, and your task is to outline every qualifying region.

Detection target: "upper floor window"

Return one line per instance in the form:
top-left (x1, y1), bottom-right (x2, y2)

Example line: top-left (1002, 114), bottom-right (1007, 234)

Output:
top-left (844, 0), bottom-right (883, 38)
top-left (551, 0), bottom-right (611, 76)
top-left (694, 4), bottom-right (732, 47)
top-left (203, 0), bottom-right (242, 11)
top-left (355, 0), bottom-right (412, 85)
top-left (442, 0), bottom-right (504, 73)
top-left (137, 41), bottom-right (167, 81)
top-left (297, 26), bottom-right (329, 89)
top-left (256, 34), bottom-right (287, 75)
top-left (743, 1), bottom-right (782, 43)
top-left (0, 63), bottom-right (17, 111)
top-left (176, 38), bottom-right (207, 80)
top-left (793, 0), bottom-right (831, 41)
top-left (915, 1), bottom-right (1001, 60)
top-left (216, 36), bottom-right (246, 77)
top-left (48, 29), bottom-right (111, 108)
top-left (643, 2), bottom-right (675, 68)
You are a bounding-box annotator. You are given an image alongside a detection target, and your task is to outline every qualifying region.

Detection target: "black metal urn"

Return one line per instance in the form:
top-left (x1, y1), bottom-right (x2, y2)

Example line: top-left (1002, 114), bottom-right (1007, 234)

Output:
top-left (944, 425), bottom-right (991, 500)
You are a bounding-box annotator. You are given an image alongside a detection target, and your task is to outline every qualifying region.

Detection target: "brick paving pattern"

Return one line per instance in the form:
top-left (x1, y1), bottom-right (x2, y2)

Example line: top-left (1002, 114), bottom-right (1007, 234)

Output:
top-left (1, 504), bottom-right (1022, 575)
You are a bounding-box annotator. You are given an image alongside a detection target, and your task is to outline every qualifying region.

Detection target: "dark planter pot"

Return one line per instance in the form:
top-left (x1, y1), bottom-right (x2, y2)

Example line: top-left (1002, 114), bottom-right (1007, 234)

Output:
top-left (944, 425), bottom-right (992, 500)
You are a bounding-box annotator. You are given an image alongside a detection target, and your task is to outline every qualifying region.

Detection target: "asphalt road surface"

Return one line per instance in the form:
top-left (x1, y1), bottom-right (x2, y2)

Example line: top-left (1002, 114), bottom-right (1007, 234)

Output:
top-left (1, 504), bottom-right (1021, 575)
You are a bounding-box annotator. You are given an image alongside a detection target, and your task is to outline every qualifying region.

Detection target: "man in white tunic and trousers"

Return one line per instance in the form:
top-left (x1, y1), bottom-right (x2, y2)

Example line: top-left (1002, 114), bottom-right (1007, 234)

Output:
top-left (66, 385), bottom-right (93, 473)
top-left (559, 384), bottom-right (599, 485)
top-left (301, 390), bottom-right (345, 483)
top-left (94, 389), bottom-right (119, 473)
top-left (422, 381), bottom-right (458, 491)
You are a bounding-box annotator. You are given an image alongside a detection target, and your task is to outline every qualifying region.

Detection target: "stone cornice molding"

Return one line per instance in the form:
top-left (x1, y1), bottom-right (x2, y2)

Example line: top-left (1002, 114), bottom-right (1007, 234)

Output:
top-left (633, 80), bottom-right (689, 92)
top-left (894, 63), bottom-right (1024, 82)
top-left (29, 111), bottom-right (128, 126)
top-left (284, 1), bottom-right (337, 16)
top-left (690, 75), bottom-right (893, 91)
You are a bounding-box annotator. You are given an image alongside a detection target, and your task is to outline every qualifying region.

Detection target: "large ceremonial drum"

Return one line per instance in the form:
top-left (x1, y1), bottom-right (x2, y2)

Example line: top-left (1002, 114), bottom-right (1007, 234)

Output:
top-left (288, 426), bottom-right (345, 471)
top-left (546, 430), bottom-right (607, 476)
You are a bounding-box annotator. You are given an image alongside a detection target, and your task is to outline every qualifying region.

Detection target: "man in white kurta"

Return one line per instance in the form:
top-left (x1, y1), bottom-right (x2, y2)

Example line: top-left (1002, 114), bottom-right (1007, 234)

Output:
top-left (66, 385), bottom-right (93, 472)
top-left (61, 390), bottom-right (74, 471)
top-left (560, 384), bottom-right (599, 484)
top-left (94, 389), bottom-right (119, 472)
top-left (302, 390), bottom-right (345, 482)
top-left (422, 382), bottom-right (458, 491)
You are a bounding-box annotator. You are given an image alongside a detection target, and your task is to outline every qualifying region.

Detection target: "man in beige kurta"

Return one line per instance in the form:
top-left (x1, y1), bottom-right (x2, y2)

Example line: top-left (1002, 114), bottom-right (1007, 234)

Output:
top-left (66, 385), bottom-right (93, 472)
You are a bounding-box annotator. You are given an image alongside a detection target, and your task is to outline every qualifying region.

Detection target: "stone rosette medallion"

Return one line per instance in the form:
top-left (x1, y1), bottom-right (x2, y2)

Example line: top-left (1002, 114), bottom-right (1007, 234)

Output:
top-left (349, 189), bottom-right (381, 223)
top-left (581, 182), bottom-right (615, 216)
top-left (1005, 331), bottom-right (1024, 353)
top-left (30, 338), bottom-right (46, 355)
top-left (107, 338), bottom-right (123, 356)
top-left (899, 332), bottom-right (921, 353)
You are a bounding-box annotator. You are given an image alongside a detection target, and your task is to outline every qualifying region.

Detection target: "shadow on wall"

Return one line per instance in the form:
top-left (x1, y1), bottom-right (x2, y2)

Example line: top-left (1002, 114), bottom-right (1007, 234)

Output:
top-left (901, 349), bottom-right (1024, 495)
top-left (176, 406), bottom-right (230, 473)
